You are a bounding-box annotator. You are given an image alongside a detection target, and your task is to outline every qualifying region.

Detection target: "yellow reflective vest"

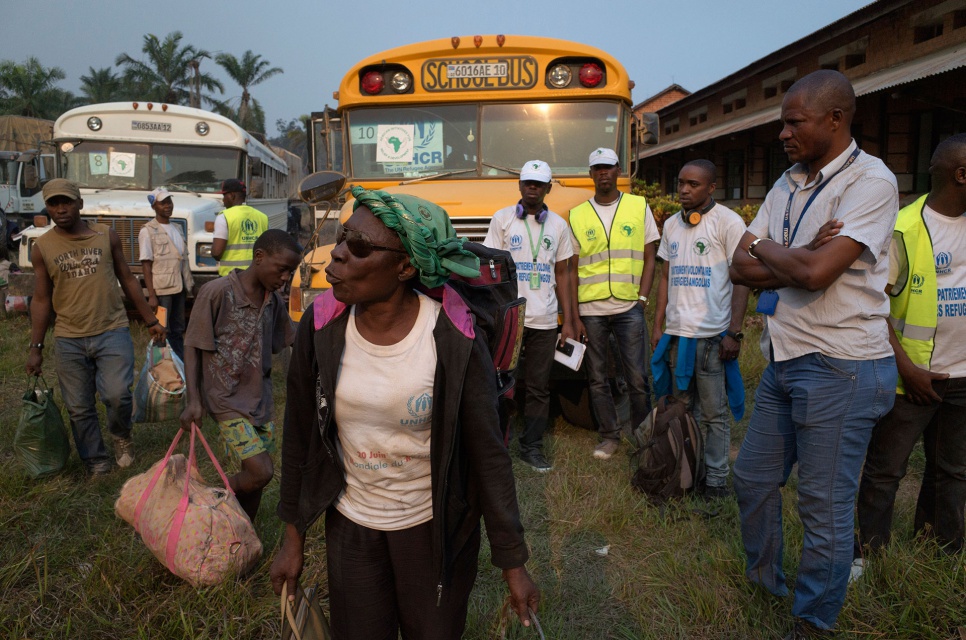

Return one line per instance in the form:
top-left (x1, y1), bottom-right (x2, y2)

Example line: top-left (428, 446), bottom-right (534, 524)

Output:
top-left (570, 193), bottom-right (648, 302)
top-left (218, 204), bottom-right (268, 276)
top-left (889, 194), bottom-right (936, 394)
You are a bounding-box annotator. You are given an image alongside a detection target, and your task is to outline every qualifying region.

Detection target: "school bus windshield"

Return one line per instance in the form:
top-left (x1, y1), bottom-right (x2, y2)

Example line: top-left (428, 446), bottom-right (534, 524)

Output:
top-left (346, 101), bottom-right (629, 180)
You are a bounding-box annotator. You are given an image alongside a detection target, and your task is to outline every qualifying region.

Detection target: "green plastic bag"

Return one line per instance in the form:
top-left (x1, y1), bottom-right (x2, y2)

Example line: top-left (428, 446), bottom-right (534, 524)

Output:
top-left (14, 376), bottom-right (71, 478)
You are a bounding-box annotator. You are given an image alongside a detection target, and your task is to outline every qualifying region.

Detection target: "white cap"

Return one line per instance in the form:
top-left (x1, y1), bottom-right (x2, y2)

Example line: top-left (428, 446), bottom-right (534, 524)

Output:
top-left (147, 187), bottom-right (172, 206)
top-left (589, 147), bottom-right (620, 167)
top-left (519, 159), bottom-right (552, 183)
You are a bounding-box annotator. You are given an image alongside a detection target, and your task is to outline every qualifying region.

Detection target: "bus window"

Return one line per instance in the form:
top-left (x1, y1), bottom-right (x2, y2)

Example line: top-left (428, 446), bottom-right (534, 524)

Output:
top-left (480, 102), bottom-right (627, 175)
top-left (152, 145), bottom-right (239, 193)
top-left (63, 143), bottom-right (151, 190)
top-left (346, 105), bottom-right (476, 179)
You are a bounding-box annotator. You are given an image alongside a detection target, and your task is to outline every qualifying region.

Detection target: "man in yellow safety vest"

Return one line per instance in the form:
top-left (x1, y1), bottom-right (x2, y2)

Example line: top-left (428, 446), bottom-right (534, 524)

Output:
top-left (212, 179), bottom-right (268, 276)
top-left (568, 147), bottom-right (659, 460)
top-left (854, 133), bottom-right (966, 567)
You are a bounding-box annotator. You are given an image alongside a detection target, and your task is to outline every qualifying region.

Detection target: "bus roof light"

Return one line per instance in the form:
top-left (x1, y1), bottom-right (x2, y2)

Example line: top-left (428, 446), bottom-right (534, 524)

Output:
top-left (497, 35), bottom-right (505, 47)
top-left (579, 63), bottom-right (604, 88)
top-left (548, 64), bottom-right (572, 88)
top-left (333, 91), bottom-right (339, 101)
top-left (451, 36), bottom-right (460, 48)
top-left (147, 103), bottom-right (154, 110)
top-left (474, 35), bottom-right (483, 47)
top-left (162, 104), bottom-right (168, 112)
top-left (390, 71), bottom-right (412, 93)
top-left (361, 71), bottom-right (384, 95)
top-left (196, 121), bottom-right (210, 136)
top-left (87, 117), bottom-right (102, 131)
top-left (133, 102), bottom-right (139, 109)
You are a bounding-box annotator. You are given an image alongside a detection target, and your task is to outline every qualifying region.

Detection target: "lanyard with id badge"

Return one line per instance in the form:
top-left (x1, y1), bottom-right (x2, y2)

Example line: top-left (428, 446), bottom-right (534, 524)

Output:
top-left (757, 147), bottom-right (861, 316)
top-left (524, 217), bottom-right (546, 290)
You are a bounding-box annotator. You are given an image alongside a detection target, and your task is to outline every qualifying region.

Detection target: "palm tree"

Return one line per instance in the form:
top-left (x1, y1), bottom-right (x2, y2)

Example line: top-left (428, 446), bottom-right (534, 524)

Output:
top-left (115, 32), bottom-right (223, 105)
top-left (215, 51), bottom-right (282, 132)
top-left (0, 57), bottom-right (72, 119)
top-left (79, 67), bottom-right (125, 103)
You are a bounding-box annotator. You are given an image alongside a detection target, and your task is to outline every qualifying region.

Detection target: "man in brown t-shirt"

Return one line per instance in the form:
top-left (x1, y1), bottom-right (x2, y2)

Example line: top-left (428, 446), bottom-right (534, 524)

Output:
top-left (181, 229), bottom-right (299, 522)
top-left (26, 179), bottom-right (164, 475)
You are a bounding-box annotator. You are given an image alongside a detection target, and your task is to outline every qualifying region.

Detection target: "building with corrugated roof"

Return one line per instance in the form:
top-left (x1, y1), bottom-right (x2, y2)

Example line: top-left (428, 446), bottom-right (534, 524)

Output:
top-left (637, 0), bottom-right (966, 206)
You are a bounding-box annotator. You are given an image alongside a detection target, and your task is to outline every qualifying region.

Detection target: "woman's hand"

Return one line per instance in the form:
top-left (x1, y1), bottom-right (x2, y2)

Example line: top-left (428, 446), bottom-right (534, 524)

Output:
top-left (270, 524), bottom-right (306, 599)
top-left (502, 566), bottom-right (540, 627)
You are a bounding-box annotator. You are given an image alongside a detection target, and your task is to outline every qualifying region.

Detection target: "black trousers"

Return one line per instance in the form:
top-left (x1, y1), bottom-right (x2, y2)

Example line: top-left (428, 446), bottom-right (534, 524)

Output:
top-left (326, 507), bottom-right (481, 640)
top-left (856, 376), bottom-right (966, 554)
top-left (519, 327), bottom-right (558, 456)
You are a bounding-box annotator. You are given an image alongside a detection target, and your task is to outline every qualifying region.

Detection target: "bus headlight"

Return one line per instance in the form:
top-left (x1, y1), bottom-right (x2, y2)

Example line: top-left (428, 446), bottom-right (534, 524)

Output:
top-left (390, 71), bottom-right (412, 93)
top-left (301, 287), bottom-right (324, 310)
top-left (198, 243), bottom-right (212, 258)
top-left (547, 64), bottom-right (572, 88)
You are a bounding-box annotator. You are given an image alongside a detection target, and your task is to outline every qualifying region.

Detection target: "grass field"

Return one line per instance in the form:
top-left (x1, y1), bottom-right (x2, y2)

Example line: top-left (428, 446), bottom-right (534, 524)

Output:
top-left (0, 306), bottom-right (964, 639)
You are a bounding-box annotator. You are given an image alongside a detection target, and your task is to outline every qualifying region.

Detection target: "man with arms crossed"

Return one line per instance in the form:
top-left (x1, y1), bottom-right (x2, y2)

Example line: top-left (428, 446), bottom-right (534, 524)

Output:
top-left (729, 70), bottom-right (899, 639)
top-left (569, 148), bottom-right (659, 460)
top-left (484, 160), bottom-right (575, 472)
top-left (26, 179), bottom-right (165, 475)
top-left (854, 133), bottom-right (966, 569)
top-left (651, 159), bottom-right (749, 498)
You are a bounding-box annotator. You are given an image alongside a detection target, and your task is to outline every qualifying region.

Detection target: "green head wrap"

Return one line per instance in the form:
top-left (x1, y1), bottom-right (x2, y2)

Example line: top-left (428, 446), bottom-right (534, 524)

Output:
top-left (350, 186), bottom-right (481, 288)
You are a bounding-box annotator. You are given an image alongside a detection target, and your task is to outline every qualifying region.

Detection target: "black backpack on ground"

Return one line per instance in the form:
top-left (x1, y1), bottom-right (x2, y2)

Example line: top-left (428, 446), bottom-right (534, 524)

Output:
top-left (446, 241), bottom-right (526, 401)
top-left (630, 395), bottom-right (705, 503)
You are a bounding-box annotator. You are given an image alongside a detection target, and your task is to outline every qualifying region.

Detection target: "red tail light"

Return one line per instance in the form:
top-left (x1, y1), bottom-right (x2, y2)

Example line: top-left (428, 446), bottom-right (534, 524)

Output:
top-left (579, 63), bottom-right (604, 88)
top-left (361, 71), bottom-right (384, 95)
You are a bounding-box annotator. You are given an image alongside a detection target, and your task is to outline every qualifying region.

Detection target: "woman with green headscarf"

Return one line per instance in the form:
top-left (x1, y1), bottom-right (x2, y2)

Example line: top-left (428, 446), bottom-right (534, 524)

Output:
top-left (272, 188), bottom-right (539, 638)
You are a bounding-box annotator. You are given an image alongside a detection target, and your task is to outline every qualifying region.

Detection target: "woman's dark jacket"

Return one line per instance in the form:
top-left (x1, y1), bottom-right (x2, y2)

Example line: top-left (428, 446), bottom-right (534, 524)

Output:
top-left (277, 285), bottom-right (529, 587)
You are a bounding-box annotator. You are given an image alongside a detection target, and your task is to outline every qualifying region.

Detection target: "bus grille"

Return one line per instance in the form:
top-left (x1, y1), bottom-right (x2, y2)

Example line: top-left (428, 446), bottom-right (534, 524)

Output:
top-left (451, 217), bottom-right (492, 243)
top-left (82, 216), bottom-right (187, 268)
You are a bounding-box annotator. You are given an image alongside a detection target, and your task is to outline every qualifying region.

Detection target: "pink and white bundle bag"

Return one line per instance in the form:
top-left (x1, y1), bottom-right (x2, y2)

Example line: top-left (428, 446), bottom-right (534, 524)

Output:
top-left (115, 423), bottom-right (262, 586)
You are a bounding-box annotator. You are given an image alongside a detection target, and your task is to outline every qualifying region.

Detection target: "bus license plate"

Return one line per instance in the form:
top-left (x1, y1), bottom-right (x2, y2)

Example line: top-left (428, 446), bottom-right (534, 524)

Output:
top-left (446, 63), bottom-right (508, 79)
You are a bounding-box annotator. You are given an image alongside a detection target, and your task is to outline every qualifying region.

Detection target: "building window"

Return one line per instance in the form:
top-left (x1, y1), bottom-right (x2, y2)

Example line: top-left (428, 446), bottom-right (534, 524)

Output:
top-left (914, 22), bottom-right (944, 43)
top-left (725, 151), bottom-right (744, 200)
top-left (763, 68), bottom-right (797, 100)
top-left (688, 108), bottom-right (707, 127)
top-left (721, 89), bottom-right (747, 115)
top-left (844, 52), bottom-right (866, 69)
top-left (819, 36), bottom-right (869, 73)
top-left (955, 10), bottom-right (966, 29)
top-left (663, 118), bottom-right (680, 136)
top-left (767, 143), bottom-right (789, 186)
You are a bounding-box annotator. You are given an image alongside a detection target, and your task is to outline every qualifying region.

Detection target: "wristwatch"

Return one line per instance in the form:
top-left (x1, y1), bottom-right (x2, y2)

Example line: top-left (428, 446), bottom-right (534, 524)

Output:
top-left (726, 330), bottom-right (744, 342)
top-left (29, 342), bottom-right (44, 350)
top-left (638, 295), bottom-right (649, 306)
top-left (747, 237), bottom-right (765, 260)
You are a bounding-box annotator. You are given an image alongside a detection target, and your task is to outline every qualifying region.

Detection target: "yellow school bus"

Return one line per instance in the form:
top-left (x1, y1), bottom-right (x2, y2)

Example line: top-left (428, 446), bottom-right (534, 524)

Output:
top-left (292, 34), bottom-right (654, 320)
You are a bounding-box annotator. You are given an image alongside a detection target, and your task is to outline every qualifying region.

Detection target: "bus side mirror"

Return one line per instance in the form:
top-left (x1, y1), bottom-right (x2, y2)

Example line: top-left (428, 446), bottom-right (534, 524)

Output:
top-left (299, 171), bottom-right (347, 206)
top-left (638, 113), bottom-right (659, 146)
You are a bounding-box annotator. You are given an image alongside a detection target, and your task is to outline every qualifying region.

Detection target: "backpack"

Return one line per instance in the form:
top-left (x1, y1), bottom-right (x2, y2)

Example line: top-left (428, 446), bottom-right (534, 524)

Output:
top-left (446, 242), bottom-right (526, 440)
top-left (630, 395), bottom-right (705, 503)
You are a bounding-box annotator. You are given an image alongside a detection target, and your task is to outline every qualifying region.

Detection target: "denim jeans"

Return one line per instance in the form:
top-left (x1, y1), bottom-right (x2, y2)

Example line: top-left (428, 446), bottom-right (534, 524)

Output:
top-left (157, 291), bottom-right (186, 361)
top-left (582, 304), bottom-right (652, 440)
top-left (733, 353), bottom-right (896, 630)
top-left (856, 376), bottom-right (966, 553)
top-left (519, 327), bottom-right (557, 457)
top-left (55, 327), bottom-right (136, 465)
top-left (669, 335), bottom-right (730, 488)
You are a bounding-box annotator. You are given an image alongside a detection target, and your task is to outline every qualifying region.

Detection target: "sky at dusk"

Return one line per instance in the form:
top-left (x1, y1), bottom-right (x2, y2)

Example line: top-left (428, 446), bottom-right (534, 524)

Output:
top-left (2, 0), bottom-right (873, 132)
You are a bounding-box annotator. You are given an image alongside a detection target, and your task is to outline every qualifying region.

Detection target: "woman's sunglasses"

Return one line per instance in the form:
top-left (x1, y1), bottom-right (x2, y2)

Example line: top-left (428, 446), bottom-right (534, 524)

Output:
top-left (337, 226), bottom-right (409, 258)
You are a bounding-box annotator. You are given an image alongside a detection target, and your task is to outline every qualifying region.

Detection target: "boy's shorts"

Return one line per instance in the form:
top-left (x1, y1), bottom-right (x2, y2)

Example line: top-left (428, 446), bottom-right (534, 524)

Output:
top-left (217, 417), bottom-right (276, 461)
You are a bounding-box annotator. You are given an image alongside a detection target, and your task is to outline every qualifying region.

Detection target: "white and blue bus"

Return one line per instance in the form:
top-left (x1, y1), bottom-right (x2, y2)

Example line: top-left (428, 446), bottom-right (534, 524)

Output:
top-left (14, 102), bottom-right (297, 293)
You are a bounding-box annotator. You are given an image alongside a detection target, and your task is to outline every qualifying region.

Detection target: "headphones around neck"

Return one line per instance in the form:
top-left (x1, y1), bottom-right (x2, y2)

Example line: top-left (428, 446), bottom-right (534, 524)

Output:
top-left (682, 199), bottom-right (715, 227)
top-left (516, 201), bottom-right (549, 224)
